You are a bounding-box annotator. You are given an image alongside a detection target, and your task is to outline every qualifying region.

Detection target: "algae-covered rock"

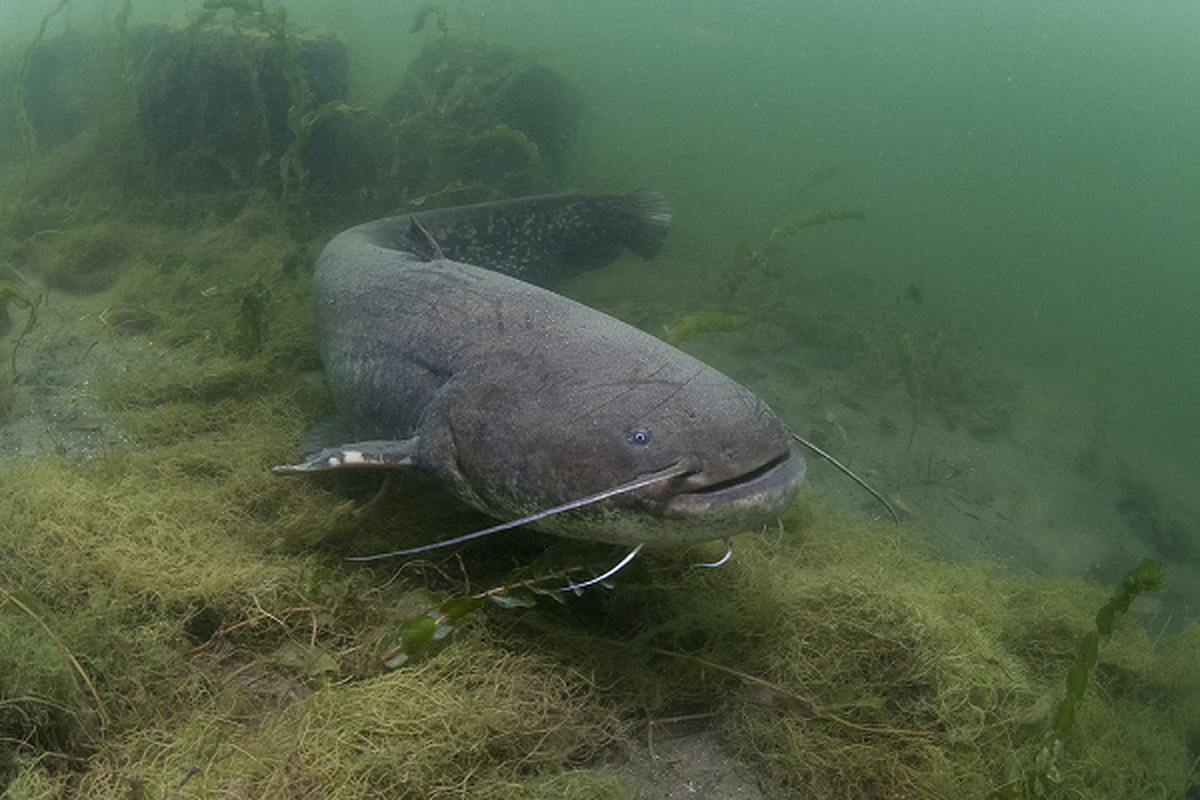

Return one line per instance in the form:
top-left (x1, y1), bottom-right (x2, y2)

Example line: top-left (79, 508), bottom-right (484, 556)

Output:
top-left (133, 19), bottom-right (348, 193)
top-left (15, 31), bottom-right (127, 151)
top-left (384, 35), bottom-right (581, 205)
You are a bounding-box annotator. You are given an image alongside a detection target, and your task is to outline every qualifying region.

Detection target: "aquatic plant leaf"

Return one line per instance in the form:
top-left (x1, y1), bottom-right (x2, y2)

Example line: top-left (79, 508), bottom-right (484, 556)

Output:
top-left (0, 281), bottom-right (34, 310)
top-left (1004, 558), bottom-right (1166, 799)
top-left (489, 587), bottom-right (538, 609)
top-left (439, 596), bottom-right (484, 620)
top-left (2, 587), bottom-right (49, 616)
top-left (307, 647), bottom-right (339, 676)
top-left (274, 641), bottom-right (340, 677)
top-left (661, 311), bottom-right (748, 347)
top-left (309, 566), bottom-right (333, 592)
top-left (1065, 656), bottom-right (1090, 698)
top-left (398, 614), bottom-right (437, 654)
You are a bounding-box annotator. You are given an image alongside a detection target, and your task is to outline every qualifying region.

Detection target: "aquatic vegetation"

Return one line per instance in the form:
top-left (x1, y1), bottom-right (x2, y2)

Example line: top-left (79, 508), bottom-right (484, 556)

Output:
top-left (1077, 374), bottom-right (1118, 479)
top-left (0, 279), bottom-right (38, 379)
top-left (232, 277), bottom-right (273, 358)
top-left (9, 0), bottom-right (70, 188)
top-left (98, 301), bottom-right (161, 336)
top-left (767, 206), bottom-right (866, 245)
top-left (2, 238), bottom-right (1198, 795)
top-left (35, 222), bottom-right (133, 293)
top-left (124, 2), bottom-right (356, 236)
top-left (0, 362), bottom-right (11, 424)
top-left (995, 559), bottom-right (1166, 798)
top-left (862, 313), bottom-right (1020, 445)
top-left (713, 171), bottom-right (865, 312)
top-left (511, 513), bottom-right (1197, 797)
top-left (715, 237), bottom-right (775, 311)
top-left (661, 310), bottom-right (747, 346)
top-left (384, 36), bottom-right (581, 205)
top-left (6, 14), bottom-right (579, 238)
top-left (411, 3), bottom-right (450, 35)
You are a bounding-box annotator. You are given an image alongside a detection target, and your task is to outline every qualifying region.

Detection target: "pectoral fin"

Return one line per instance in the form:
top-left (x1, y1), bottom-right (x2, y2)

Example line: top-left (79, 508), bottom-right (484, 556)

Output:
top-left (272, 438), bottom-right (419, 474)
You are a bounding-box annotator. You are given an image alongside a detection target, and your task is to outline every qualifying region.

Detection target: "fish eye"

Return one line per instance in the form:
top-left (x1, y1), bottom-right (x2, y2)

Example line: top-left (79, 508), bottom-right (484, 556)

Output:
top-left (628, 427), bottom-right (652, 446)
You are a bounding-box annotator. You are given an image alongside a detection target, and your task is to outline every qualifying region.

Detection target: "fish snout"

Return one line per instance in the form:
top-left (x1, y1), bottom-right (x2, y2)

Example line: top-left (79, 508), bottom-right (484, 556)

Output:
top-left (665, 443), bottom-right (806, 517)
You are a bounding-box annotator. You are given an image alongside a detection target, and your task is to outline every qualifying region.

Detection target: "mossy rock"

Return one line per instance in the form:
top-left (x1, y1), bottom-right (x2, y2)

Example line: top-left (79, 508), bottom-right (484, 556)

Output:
top-left (16, 31), bottom-right (128, 151)
top-left (132, 20), bottom-right (348, 193)
top-left (302, 106), bottom-right (394, 224)
top-left (383, 36), bottom-right (581, 203)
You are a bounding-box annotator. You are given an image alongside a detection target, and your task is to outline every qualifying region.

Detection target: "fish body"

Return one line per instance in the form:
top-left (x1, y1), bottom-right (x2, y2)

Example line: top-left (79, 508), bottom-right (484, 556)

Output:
top-left (277, 191), bottom-right (804, 548)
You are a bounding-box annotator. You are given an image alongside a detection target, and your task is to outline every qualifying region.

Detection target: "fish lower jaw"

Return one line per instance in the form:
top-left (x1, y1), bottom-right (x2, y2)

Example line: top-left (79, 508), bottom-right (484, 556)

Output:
top-left (664, 446), bottom-right (806, 518)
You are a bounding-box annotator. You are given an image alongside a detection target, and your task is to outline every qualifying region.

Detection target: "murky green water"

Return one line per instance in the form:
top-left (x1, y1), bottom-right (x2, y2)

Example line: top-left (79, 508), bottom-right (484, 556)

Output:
top-left (4, 0), bottom-right (1196, 470)
top-left (1, 2), bottom-right (1198, 795)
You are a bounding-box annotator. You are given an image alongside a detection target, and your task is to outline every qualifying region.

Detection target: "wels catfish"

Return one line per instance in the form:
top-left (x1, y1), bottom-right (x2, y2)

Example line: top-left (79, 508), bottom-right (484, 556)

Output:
top-left (275, 191), bottom-right (805, 557)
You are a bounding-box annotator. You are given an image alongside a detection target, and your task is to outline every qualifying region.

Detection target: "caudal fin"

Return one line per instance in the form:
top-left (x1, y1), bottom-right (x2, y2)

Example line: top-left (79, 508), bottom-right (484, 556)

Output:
top-left (618, 188), bottom-right (673, 260)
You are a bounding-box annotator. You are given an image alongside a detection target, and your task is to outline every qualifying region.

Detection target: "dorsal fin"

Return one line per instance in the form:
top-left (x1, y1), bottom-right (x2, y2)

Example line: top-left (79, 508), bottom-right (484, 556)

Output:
top-left (406, 217), bottom-right (445, 261)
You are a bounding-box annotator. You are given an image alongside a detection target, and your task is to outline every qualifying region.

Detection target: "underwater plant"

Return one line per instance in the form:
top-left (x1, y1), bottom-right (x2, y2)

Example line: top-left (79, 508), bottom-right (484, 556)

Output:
top-left (995, 558), bottom-right (1166, 798)
top-left (10, 0), bottom-right (70, 188)
top-left (712, 172), bottom-right (864, 312)
top-left (661, 311), bottom-right (747, 347)
top-left (202, 0), bottom-right (315, 238)
top-left (0, 280), bottom-right (37, 377)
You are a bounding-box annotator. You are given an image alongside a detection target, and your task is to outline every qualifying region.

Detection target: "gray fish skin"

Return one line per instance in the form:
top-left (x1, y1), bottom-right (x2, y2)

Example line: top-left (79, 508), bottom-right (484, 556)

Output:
top-left (277, 191), bottom-right (805, 548)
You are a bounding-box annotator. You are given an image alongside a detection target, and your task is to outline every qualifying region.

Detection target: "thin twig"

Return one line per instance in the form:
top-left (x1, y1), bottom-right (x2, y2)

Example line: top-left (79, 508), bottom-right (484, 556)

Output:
top-left (186, 605), bottom-right (322, 655)
top-left (645, 645), bottom-right (932, 737)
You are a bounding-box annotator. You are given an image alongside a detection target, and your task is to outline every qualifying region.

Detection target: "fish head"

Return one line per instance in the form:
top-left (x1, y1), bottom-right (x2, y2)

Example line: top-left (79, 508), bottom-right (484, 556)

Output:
top-left (429, 340), bottom-right (805, 548)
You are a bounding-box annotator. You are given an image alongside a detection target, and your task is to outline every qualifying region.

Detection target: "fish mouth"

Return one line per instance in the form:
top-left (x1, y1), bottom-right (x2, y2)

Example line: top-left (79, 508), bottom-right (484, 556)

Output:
top-left (664, 443), bottom-right (806, 517)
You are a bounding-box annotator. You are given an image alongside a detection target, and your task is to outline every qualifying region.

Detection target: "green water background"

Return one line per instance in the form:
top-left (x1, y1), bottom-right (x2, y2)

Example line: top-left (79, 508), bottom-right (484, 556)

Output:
top-left (3, 0), bottom-right (1197, 476)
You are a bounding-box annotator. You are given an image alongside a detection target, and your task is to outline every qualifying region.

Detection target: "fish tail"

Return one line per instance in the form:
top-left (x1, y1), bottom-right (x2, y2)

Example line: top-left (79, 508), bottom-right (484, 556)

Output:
top-left (616, 187), bottom-right (673, 260)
